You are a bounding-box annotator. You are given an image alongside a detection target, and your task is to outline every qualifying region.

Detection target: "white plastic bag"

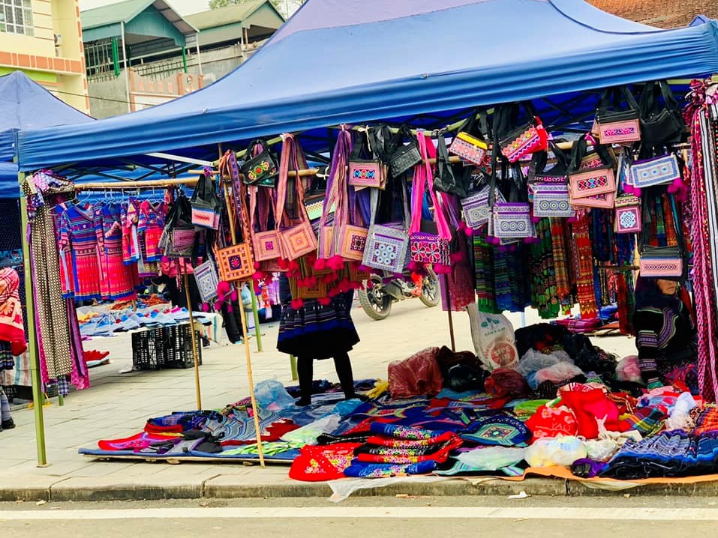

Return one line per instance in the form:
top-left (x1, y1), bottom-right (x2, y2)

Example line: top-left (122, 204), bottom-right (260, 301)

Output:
top-left (457, 447), bottom-right (526, 471)
top-left (467, 304), bottom-right (519, 371)
top-left (281, 414), bottom-right (341, 445)
top-left (584, 438), bottom-right (619, 462)
top-left (524, 436), bottom-right (587, 467)
top-left (254, 378), bottom-right (296, 411)
top-left (534, 363), bottom-right (584, 386)
top-left (516, 349), bottom-right (569, 377)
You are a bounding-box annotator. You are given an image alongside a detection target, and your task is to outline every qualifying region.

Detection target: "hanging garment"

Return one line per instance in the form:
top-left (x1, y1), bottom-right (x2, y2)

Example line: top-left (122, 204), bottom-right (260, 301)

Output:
top-left (24, 180), bottom-right (73, 380)
top-left (100, 203), bottom-right (137, 301)
top-left (473, 236), bottom-right (499, 314)
top-left (530, 218), bottom-right (559, 319)
top-left (59, 203), bottom-right (103, 301)
top-left (138, 200), bottom-right (166, 262)
top-left (571, 215), bottom-right (598, 319)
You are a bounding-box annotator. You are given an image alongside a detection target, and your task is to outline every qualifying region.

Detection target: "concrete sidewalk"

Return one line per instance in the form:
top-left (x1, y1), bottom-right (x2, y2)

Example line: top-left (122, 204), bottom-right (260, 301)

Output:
top-left (0, 301), bottom-right (642, 502)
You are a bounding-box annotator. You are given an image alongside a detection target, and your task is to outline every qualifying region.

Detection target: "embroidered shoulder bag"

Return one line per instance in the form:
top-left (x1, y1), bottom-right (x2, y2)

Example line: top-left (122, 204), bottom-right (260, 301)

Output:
top-left (639, 195), bottom-right (686, 280)
top-left (449, 110), bottom-right (489, 166)
top-left (495, 101), bottom-right (548, 163)
top-left (348, 129), bottom-right (386, 190)
top-left (240, 139), bottom-right (278, 187)
top-left (190, 167), bottom-right (221, 230)
top-left (595, 86), bottom-right (641, 144)
top-left (568, 135), bottom-right (617, 204)
top-left (409, 132), bottom-right (452, 267)
top-left (362, 178), bottom-right (411, 273)
top-left (389, 126), bottom-right (423, 178)
top-left (276, 134), bottom-right (318, 261)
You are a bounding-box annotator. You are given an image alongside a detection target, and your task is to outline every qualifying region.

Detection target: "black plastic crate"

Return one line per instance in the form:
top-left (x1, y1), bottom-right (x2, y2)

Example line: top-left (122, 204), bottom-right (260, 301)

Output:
top-left (165, 324), bottom-right (203, 369)
top-left (132, 324), bottom-right (202, 371)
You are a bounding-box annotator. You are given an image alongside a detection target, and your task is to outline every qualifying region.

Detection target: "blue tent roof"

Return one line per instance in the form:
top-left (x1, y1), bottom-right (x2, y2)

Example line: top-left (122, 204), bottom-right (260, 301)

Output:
top-left (0, 71), bottom-right (93, 196)
top-left (17, 0), bottom-right (718, 171)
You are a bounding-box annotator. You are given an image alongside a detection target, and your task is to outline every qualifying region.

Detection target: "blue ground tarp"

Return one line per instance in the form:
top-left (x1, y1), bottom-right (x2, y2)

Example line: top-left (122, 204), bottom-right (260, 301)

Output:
top-left (0, 71), bottom-right (93, 197)
top-left (17, 0), bottom-right (718, 171)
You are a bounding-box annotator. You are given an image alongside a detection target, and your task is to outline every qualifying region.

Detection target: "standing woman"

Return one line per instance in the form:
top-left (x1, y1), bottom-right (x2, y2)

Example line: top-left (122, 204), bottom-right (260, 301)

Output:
top-left (277, 274), bottom-right (362, 405)
top-left (633, 277), bottom-right (697, 390)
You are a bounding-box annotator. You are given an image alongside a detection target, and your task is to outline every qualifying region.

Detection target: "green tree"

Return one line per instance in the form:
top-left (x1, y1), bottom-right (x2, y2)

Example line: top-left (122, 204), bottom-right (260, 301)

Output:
top-left (209, 0), bottom-right (304, 17)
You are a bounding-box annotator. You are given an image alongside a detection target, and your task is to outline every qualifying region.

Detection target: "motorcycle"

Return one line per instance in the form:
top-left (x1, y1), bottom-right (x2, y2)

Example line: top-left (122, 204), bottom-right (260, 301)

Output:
top-left (357, 268), bottom-right (440, 320)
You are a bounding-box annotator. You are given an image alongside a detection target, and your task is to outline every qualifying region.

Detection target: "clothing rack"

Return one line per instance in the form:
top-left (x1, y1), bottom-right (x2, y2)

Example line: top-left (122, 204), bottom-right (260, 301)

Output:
top-left (75, 178), bottom-right (199, 190)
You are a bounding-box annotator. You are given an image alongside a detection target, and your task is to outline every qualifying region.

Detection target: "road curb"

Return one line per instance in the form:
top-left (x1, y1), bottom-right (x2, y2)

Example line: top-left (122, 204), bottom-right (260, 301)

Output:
top-left (2, 476), bottom-right (718, 502)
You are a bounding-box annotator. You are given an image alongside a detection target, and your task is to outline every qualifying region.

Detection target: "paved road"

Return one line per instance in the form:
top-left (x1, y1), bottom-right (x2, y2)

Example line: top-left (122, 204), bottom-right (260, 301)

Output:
top-left (1, 496), bottom-right (717, 538)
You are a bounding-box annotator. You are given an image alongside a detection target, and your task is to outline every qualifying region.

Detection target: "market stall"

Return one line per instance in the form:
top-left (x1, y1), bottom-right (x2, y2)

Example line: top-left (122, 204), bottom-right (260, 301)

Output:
top-left (13, 0), bottom-right (718, 486)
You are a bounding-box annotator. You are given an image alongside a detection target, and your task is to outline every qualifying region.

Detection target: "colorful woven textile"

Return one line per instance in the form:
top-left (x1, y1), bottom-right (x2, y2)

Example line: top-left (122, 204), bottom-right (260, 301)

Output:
top-left (572, 216), bottom-right (598, 319)
top-left (460, 415), bottom-right (531, 447)
top-left (618, 407), bottom-right (666, 436)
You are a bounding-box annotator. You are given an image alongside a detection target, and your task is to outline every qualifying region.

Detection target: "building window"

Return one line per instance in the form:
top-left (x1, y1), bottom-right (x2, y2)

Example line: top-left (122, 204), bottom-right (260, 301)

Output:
top-left (0, 0), bottom-right (33, 36)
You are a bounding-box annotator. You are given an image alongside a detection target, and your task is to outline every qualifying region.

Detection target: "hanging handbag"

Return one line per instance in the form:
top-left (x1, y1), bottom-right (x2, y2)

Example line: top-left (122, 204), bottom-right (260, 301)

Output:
top-left (162, 192), bottom-right (196, 258)
top-left (216, 243), bottom-right (254, 282)
top-left (627, 153), bottom-right (681, 189)
top-left (532, 184), bottom-right (574, 218)
top-left (461, 185), bottom-right (505, 230)
top-left (595, 86), bottom-right (642, 144)
top-left (490, 160), bottom-right (533, 240)
top-left (568, 135), bottom-right (616, 200)
top-left (529, 143), bottom-right (573, 217)
top-left (276, 133), bottom-right (318, 260)
top-left (215, 150), bottom-right (256, 282)
top-left (249, 184), bottom-right (282, 263)
top-left (194, 259), bottom-right (220, 303)
top-left (639, 80), bottom-right (686, 147)
top-left (449, 111), bottom-right (489, 166)
top-left (638, 195), bottom-right (686, 279)
top-left (434, 131), bottom-right (467, 198)
top-left (409, 132), bottom-right (452, 266)
top-left (496, 102), bottom-right (548, 163)
top-left (190, 168), bottom-right (221, 229)
top-left (240, 139), bottom-right (279, 187)
top-left (614, 195), bottom-right (642, 234)
top-left (362, 180), bottom-right (411, 272)
top-left (389, 126), bottom-right (422, 177)
top-left (348, 129), bottom-right (386, 190)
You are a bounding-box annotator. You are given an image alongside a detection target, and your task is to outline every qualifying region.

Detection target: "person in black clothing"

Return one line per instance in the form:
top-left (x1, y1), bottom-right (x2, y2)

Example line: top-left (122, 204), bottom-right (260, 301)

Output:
top-left (633, 277), bottom-right (697, 389)
top-left (277, 274), bottom-right (361, 406)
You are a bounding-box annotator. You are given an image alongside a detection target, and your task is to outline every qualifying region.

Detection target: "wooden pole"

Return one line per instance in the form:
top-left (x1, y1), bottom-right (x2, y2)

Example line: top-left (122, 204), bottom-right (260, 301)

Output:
top-left (237, 292), bottom-right (266, 467)
top-left (76, 178), bottom-right (199, 190)
top-left (443, 276), bottom-right (456, 351)
top-left (218, 144), bottom-right (265, 466)
top-left (183, 270), bottom-right (202, 410)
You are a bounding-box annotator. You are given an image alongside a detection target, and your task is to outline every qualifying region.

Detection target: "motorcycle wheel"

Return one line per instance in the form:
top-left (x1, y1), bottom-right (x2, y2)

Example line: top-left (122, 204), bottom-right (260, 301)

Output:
top-left (357, 275), bottom-right (393, 320)
top-left (419, 268), bottom-right (441, 308)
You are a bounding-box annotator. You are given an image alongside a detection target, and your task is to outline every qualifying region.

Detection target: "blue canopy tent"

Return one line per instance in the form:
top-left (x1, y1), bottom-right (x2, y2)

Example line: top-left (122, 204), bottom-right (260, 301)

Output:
top-left (14, 0), bottom-right (718, 468)
top-left (16, 0), bottom-right (718, 171)
top-left (0, 71), bottom-right (94, 195)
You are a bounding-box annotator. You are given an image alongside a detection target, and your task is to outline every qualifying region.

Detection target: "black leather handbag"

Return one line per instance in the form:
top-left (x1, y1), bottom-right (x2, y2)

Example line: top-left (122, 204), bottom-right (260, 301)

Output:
top-left (639, 80), bottom-right (686, 147)
top-left (240, 139), bottom-right (278, 187)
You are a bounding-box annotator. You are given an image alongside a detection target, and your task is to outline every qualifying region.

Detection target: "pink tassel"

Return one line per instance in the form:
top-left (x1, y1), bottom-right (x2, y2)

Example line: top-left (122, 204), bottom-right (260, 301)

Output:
top-left (214, 301), bottom-right (222, 311)
top-left (314, 258), bottom-right (326, 271)
top-left (408, 260), bottom-right (421, 272)
top-left (668, 176), bottom-right (683, 194)
top-left (252, 271), bottom-right (265, 281)
top-left (327, 287), bottom-right (340, 298)
top-left (321, 273), bottom-right (336, 284)
top-left (230, 290), bottom-right (238, 302)
top-left (358, 264), bottom-right (371, 273)
top-left (464, 226), bottom-right (475, 237)
top-left (318, 297), bottom-right (331, 306)
top-left (450, 251), bottom-right (464, 263)
top-left (288, 260), bottom-right (300, 272)
top-left (457, 221), bottom-right (466, 233)
top-left (291, 299), bottom-right (304, 309)
top-left (328, 255), bottom-right (345, 271)
top-left (202, 303), bottom-right (210, 313)
top-left (633, 186), bottom-right (642, 197)
top-left (307, 276), bottom-right (317, 287)
top-left (435, 264), bottom-right (451, 275)
top-left (254, 261), bottom-right (261, 270)
top-left (278, 258), bottom-right (290, 271)
top-left (227, 303), bottom-right (233, 313)
top-left (531, 216), bottom-right (540, 224)
top-left (217, 281), bottom-right (231, 296)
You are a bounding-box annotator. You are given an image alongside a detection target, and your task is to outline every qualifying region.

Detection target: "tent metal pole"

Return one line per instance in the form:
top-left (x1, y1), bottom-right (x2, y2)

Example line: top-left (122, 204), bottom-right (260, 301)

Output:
top-left (18, 171), bottom-right (48, 467)
top-left (121, 22), bottom-right (132, 114)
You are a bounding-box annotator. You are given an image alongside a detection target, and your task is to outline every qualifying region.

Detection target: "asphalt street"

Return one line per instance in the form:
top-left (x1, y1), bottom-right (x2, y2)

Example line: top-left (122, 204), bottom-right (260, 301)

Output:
top-left (1, 496), bottom-right (717, 538)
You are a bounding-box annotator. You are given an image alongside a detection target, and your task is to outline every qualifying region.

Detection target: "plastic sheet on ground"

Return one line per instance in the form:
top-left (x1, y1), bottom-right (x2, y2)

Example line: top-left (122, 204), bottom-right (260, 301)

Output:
top-left (328, 476), bottom-right (455, 502)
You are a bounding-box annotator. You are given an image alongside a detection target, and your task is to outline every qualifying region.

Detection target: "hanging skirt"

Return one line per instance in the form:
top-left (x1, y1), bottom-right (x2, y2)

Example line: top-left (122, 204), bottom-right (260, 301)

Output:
top-left (277, 294), bottom-right (359, 360)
